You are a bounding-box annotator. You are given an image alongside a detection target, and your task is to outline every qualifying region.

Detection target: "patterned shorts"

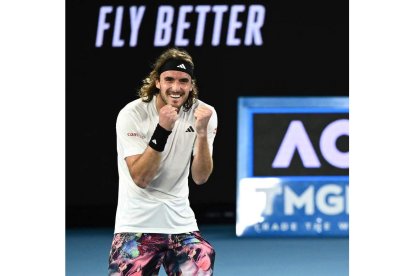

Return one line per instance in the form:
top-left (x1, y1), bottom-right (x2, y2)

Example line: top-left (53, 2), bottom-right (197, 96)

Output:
top-left (108, 231), bottom-right (215, 276)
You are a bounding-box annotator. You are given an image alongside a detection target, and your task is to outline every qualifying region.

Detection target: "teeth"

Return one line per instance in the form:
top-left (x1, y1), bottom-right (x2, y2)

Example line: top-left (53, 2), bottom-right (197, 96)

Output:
top-left (171, 95), bottom-right (180, 98)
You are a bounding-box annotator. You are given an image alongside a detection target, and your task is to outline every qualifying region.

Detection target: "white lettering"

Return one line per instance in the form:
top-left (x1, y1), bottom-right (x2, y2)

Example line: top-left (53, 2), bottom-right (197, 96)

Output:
top-left (262, 222), bottom-right (270, 231)
top-left (320, 119), bottom-right (349, 169)
top-left (129, 6), bottom-right (146, 47)
top-left (245, 5), bottom-right (265, 45)
top-left (256, 185), bottom-right (283, 216)
top-left (154, 6), bottom-right (174, 46)
top-left (255, 222), bottom-right (299, 232)
top-left (194, 6), bottom-right (211, 46)
top-left (273, 119), bottom-right (349, 169)
top-left (96, 6), bottom-right (113, 47)
top-left (97, 4), bottom-right (266, 47)
top-left (227, 5), bottom-right (245, 46)
top-left (211, 5), bottom-right (228, 46)
top-left (112, 6), bottom-right (125, 47)
top-left (272, 120), bottom-right (321, 168)
top-left (338, 221), bottom-right (349, 231)
top-left (284, 184), bottom-right (348, 215)
top-left (271, 223), bottom-right (279, 231)
top-left (285, 186), bottom-right (315, 215)
top-left (316, 185), bottom-right (344, 215)
top-left (280, 222), bottom-right (289, 231)
top-left (314, 218), bottom-right (323, 233)
top-left (346, 185), bottom-right (349, 214)
top-left (175, 5), bottom-right (193, 46)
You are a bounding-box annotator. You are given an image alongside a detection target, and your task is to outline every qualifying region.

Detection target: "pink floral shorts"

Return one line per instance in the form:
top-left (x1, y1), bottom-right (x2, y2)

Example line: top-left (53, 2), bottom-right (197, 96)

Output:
top-left (108, 231), bottom-right (215, 276)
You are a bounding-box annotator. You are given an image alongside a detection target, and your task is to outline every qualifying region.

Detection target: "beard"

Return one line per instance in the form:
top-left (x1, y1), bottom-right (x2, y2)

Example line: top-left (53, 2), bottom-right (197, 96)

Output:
top-left (160, 91), bottom-right (169, 105)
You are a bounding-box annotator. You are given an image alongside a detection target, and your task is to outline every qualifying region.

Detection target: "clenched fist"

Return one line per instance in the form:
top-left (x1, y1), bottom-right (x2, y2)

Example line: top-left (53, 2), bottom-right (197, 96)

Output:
top-left (159, 105), bottom-right (179, 131)
top-left (194, 106), bottom-right (212, 137)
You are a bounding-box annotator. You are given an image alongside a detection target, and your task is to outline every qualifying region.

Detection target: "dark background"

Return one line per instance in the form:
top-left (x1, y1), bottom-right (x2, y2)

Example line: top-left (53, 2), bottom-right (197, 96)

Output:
top-left (253, 113), bottom-right (349, 176)
top-left (66, 0), bottom-right (348, 227)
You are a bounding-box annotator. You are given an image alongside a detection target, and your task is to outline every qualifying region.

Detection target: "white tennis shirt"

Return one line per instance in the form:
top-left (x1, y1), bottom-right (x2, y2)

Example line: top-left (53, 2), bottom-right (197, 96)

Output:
top-left (114, 96), bottom-right (218, 234)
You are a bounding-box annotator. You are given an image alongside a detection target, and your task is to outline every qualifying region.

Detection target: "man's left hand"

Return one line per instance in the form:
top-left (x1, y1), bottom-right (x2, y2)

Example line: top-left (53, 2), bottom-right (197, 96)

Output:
top-left (194, 106), bottom-right (212, 137)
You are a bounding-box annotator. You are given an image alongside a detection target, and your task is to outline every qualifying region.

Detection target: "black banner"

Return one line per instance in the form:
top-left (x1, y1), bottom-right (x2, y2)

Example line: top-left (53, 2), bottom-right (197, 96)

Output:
top-left (253, 113), bottom-right (349, 176)
top-left (67, 0), bottom-right (348, 226)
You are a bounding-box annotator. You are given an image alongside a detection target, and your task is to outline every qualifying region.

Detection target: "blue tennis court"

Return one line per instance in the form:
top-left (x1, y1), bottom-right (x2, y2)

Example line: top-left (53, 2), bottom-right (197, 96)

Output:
top-left (66, 224), bottom-right (348, 276)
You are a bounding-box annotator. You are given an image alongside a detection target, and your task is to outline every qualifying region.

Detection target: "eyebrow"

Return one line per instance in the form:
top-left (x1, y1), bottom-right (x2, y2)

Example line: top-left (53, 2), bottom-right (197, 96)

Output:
top-left (164, 76), bottom-right (190, 82)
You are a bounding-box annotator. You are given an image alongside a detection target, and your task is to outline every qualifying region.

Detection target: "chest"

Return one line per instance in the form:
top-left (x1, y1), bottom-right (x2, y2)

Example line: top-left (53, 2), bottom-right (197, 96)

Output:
top-left (145, 114), bottom-right (197, 155)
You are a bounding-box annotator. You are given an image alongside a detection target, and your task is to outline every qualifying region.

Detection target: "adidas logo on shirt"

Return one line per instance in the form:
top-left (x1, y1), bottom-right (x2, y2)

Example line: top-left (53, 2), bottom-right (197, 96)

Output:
top-left (151, 139), bottom-right (157, 144)
top-left (177, 64), bottom-right (186, 69)
top-left (185, 126), bottom-right (194, 132)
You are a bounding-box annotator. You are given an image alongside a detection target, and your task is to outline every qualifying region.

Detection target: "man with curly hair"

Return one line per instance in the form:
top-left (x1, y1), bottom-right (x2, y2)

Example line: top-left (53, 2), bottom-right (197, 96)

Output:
top-left (108, 48), bottom-right (217, 275)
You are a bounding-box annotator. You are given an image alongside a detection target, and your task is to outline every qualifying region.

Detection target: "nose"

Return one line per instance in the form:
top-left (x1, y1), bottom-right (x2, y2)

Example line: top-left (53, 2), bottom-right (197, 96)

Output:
top-left (171, 81), bottom-right (180, 92)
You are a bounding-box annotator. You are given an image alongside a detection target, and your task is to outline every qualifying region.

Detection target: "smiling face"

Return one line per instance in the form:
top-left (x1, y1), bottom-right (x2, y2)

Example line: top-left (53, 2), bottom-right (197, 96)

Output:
top-left (155, 70), bottom-right (193, 111)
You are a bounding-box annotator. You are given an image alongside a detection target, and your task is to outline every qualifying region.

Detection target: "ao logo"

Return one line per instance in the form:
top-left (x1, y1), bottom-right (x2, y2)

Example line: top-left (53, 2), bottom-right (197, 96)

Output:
top-left (272, 119), bottom-right (349, 169)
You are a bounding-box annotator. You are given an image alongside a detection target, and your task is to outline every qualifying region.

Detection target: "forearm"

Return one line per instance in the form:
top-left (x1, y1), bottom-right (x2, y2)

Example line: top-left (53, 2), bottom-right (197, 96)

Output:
top-left (128, 123), bottom-right (172, 189)
top-left (129, 147), bottom-right (162, 188)
top-left (191, 135), bottom-right (213, 185)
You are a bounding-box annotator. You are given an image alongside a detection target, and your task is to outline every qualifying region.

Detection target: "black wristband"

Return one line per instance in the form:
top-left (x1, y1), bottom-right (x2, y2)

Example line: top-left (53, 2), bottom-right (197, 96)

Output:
top-left (149, 124), bottom-right (172, 152)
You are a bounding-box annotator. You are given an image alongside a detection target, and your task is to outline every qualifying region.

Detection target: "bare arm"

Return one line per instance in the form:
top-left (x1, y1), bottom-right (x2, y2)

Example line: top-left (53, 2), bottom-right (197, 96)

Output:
top-left (191, 106), bottom-right (213, 185)
top-left (126, 104), bottom-right (178, 189)
top-left (191, 135), bottom-right (213, 185)
top-left (125, 148), bottom-right (162, 189)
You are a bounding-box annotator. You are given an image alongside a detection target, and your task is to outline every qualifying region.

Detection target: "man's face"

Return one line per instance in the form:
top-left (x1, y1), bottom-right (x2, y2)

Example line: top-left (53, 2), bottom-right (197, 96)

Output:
top-left (156, 70), bottom-right (193, 110)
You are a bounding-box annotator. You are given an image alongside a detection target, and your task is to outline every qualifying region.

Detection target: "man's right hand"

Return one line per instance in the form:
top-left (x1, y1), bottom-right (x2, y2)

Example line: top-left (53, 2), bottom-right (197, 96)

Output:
top-left (158, 105), bottom-right (179, 131)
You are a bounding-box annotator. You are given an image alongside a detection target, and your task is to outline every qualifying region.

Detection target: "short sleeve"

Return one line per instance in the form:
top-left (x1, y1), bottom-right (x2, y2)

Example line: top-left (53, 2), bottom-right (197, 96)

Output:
top-left (116, 110), bottom-right (148, 159)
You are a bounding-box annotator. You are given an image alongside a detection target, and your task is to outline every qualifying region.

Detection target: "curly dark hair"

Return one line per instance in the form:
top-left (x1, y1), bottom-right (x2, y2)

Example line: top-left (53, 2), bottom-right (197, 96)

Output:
top-left (138, 48), bottom-right (199, 112)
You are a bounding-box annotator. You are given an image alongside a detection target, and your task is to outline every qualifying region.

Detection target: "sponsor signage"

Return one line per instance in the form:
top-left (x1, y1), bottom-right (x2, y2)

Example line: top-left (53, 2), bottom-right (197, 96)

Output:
top-left (95, 4), bottom-right (266, 48)
top-left (237, 97), bottom-right (349, 237)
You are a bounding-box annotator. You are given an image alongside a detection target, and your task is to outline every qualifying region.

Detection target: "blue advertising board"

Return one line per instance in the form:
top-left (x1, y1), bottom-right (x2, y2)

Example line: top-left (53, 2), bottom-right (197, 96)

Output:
top-left (236, 97), bottom-right (349, 237)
